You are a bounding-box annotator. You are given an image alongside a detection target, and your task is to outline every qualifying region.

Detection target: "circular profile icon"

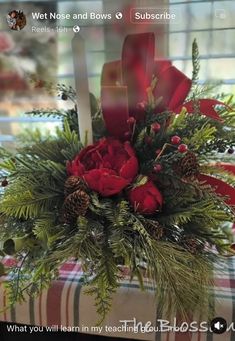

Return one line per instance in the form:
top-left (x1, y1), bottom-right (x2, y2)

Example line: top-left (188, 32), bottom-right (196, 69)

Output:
top-left (7, 10), bottom-right (26, 31)
top-left (210, 317), bottom-right (227, 334)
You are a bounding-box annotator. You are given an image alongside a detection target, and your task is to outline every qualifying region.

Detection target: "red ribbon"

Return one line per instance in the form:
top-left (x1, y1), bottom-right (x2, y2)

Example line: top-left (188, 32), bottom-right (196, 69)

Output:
top-left (101, 33), bottom-right (192, 138)
top-left (198, 173), bottom-right (235, 206)
top-left (211, 162), bottom-right (235, 175)
top-left (152, 65), bottom-right (192, 113)
top-left (175, 99), bottom-right (230, 121)
top-left (101, 86), bottom-right (129, 138)
top-left (101, 33), bottom-right (234, 211)
top-left (101, 33), bottom-right (230, 140)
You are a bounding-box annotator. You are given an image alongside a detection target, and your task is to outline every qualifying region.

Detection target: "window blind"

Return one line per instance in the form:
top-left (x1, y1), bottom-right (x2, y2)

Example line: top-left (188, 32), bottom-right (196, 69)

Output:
top-left (169, 0), bottom-right (235, 91)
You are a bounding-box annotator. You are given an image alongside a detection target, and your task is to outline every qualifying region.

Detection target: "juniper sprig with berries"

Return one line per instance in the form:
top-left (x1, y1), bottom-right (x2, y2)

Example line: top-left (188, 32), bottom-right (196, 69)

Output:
top-left (0, 40), bottom-right (235, 323)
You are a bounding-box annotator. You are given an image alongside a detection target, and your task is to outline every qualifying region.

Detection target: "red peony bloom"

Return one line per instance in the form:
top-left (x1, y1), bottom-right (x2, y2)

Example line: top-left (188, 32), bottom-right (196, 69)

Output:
top-left (67, 138), bottom-right (138, 196)
top-left (128, 178), bottom-right (163, 214)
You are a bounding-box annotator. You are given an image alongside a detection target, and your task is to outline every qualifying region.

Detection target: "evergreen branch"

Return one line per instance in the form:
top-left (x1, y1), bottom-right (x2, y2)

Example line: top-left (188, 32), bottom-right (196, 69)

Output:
top-left (199, 164), bottom-right (235, 186)
top-left (0, 189), bottom-right (61, 219)
top-left (85, 242), bottom-right (119, 324)
top-left (151, 241), bottom-right (214, 319)
top-left (192, 39), bottom-right (200, 84)
top-left (182, 123), bottom-right (217, 152)
top-left (33, 213), bottom-right (60, 249)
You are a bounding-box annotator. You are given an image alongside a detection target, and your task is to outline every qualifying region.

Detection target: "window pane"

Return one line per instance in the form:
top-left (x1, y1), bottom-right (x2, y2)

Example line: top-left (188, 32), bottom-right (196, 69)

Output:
top-left (169, 1), bottom-right (235, 91)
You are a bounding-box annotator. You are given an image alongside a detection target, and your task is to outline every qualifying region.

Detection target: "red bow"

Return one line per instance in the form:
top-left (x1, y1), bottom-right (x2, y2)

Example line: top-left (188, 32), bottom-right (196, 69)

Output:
top-left (101, 33), bottom-right (229, 139)
top-left (198, 163), bottom-right (235, 207)
top-left (210, 163), bottom-right (235, 176)
top-left (101, 33), bottom-right (191, 138)
top-left (176, 99), bottom-right (228, 121)
top-left (101, 33), bottom-right (234, 208)
top-left (198, 174), bottom-right (235, 206)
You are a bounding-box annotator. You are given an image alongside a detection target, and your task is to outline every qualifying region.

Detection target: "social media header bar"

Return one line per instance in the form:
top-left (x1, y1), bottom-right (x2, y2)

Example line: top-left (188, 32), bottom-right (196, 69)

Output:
top-left (130, 8), bottom-right (181, 24)
top-left (30, 7), bottom-right (180, 26)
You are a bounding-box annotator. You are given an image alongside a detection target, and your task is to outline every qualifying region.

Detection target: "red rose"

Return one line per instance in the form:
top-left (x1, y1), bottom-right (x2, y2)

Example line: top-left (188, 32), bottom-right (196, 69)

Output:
top-left (67, 138), bottom-right (138, 196)
top-left (128, 177), bottom-right (163, 214)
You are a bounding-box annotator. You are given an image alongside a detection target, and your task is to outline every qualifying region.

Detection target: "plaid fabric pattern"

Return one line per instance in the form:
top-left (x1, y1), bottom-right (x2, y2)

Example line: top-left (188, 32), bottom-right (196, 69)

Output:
top-left (0, 258), bottom-right (235, 340)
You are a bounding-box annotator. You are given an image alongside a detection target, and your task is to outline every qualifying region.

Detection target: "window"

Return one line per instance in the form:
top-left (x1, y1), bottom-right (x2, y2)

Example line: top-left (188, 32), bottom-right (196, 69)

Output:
top-left (0, 1), bottom-right (59, 149)
top-left (0, 0), bottom-right (234, 149)
top-left (169, 0), bottom-right (235, 92)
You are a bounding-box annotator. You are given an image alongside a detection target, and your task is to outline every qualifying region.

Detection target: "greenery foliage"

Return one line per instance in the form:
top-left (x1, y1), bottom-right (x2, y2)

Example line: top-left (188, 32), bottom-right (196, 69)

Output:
top-left (0, 40), bottom-right (234, 323)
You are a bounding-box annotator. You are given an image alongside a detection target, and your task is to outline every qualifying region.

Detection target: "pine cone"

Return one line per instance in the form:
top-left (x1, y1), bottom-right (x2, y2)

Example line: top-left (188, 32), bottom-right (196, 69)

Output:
top-left (145, 220), bottom-right (164, 240)
top-left (178, 151), bottom-right (199, 177)
top-left (151, 226), bottom-right (164, 240)
top-left (62, 189), bottom-right (90, 223)
top-left (64, 176), bottom-right (86, 196)
top-left (183, 237), bottom-right (203, 254)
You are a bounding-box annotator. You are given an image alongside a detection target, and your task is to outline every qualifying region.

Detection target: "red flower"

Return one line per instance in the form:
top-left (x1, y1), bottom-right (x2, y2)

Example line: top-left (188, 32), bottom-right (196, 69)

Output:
top-left (67, 138), bottom-right (138, 196)
top-left (128, 178), bottom-right (163, 214)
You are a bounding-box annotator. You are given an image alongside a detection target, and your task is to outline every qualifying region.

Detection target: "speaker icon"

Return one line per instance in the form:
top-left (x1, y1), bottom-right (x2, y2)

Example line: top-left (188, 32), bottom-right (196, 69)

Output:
top-left (210, 317), bottom-right (227, 334)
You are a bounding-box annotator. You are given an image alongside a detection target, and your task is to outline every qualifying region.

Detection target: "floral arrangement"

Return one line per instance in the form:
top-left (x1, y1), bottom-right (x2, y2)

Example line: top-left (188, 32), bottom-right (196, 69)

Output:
top-left (0, 33), bottom-right (235, 322)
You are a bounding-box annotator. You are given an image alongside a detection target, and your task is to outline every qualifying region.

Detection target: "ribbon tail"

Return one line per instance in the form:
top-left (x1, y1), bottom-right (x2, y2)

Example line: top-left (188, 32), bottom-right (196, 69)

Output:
top-left (153, 59), bottom-right (172, 76)
top-left (153, 66), bottom-right (192, 112)
top-left (176, 99), bottom-right (231, 121)
top-left (101, 86), bottom-right (129, 139)
top-left (213, 163), bottom-right (235, 176)
top-left (198, 173), bottom-right (235, 206)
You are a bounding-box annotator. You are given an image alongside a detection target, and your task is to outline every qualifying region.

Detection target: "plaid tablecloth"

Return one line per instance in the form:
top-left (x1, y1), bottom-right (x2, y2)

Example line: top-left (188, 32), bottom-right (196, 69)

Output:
top-left (0, 258), bottom-right (235, 341)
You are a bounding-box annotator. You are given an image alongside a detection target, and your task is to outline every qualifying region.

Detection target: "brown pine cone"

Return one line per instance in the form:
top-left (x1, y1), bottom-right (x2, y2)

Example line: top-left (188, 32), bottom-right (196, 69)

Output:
top-left (178, 151), bottom-right (199, 177)
top-left (145, 220), bottom-right (164, 240)
top-left (62, 189), bottom-right (90, 223)
top-left (183, 237), bottom-right (204, 254)
top-left (64, 176), bottom-right (86, 196)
